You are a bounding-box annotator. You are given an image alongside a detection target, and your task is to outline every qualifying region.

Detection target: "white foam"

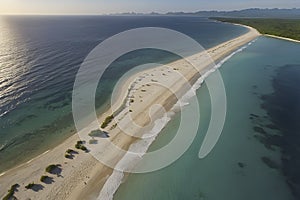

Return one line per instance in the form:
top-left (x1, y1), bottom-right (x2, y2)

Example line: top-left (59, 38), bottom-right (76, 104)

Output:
top-left (97, 40), bottom-right (255, 200)
top-left (97, 170), bottom-right (124, 200)
top-left (97, 114), bottom-right (171, 200)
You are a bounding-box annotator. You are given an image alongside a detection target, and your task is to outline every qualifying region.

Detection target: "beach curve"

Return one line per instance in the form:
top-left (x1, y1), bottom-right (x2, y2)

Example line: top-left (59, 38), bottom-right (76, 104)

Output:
top-left (0, 24), bottom-right (260, 200)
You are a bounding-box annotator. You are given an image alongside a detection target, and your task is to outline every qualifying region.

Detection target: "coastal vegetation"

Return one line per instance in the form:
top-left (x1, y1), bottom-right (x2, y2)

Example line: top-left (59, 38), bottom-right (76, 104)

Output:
top-left (79, 145), bottom-right (87, 151)
top-left (101, 115), bottom-right (114, 129)
top-left (45, 164), bottom-right (60, 174)
top-left (75, 141), bottom-right (87, 151)
top-left (212, 18), bottom-right (300, 41)
top-left (64, 153), bottom-right (72, 159)
top-left (25, 183), bottom-right (35, 189)
top-left (66, 149), bottom-right (74, 154)
top-left (40, 175), bottom-right (50, 183)
top-left (64, 148), bottom-right (78, 159)
top-left (2, 184), bottom-right (19, 200)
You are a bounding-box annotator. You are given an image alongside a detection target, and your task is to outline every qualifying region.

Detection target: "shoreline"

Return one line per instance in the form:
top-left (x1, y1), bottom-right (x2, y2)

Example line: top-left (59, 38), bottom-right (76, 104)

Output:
top-left (264, 34), bottom-right (300, 43)
top-left (0, 25), bottom-right (260, 200)
top-left (213, 19), bottom-right (300, 44)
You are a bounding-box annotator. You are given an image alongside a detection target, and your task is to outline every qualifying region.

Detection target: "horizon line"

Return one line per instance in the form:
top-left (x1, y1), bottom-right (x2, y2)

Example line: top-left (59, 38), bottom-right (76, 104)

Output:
top-left (1, 7), bottom-right (300, 16)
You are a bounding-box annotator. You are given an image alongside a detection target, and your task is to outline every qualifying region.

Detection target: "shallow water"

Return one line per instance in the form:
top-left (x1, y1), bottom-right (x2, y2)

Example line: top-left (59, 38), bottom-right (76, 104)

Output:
top-left (113, 37), bottom-right (300, 200)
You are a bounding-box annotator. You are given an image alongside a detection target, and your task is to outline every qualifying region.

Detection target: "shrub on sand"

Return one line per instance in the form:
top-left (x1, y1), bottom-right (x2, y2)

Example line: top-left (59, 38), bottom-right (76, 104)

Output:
top-left (25, 182), bottom-right (35, 189)
top-left (40, 175), bottom-right (50, 183)
top-left (3, 184), bottom-right (19, 200)
top-left (45, 164), bottom-right (58, 173)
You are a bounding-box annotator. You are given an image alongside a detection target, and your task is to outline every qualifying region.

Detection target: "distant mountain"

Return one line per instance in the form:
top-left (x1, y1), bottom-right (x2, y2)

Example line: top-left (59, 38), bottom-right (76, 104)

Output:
top-left (166, 8), bottom-right (300, 18)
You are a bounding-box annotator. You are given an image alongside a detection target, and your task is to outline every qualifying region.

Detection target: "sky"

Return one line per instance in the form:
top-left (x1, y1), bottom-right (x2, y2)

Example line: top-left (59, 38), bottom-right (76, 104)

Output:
top-left (0, 0), bottom-right (300, 15)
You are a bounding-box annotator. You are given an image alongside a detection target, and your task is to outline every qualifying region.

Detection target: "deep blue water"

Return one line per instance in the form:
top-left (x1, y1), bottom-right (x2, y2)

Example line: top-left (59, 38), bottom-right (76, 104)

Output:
top-left (0, 16), bottom-right (247, 172)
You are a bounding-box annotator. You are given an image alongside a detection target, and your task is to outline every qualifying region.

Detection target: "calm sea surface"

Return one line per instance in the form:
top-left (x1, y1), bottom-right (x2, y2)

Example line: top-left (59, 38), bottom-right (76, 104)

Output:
top-left (0, 16), bottom-right (247, 172)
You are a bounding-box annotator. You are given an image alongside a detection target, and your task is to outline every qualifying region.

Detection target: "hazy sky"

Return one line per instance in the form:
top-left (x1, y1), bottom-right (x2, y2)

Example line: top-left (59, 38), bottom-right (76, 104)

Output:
top-left (0, 0), bottom-right (299, 15)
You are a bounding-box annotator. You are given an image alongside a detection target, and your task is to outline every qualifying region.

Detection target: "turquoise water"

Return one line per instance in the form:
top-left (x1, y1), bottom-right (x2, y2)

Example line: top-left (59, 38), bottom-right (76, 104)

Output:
top-left (113, 37), bottom-right (300, 200)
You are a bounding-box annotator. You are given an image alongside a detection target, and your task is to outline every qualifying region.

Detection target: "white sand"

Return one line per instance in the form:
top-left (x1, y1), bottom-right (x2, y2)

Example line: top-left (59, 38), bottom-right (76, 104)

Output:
top-left (264, 34), bottom-right (300, 43)
top-left (0, 25), bottom-right (260, 200)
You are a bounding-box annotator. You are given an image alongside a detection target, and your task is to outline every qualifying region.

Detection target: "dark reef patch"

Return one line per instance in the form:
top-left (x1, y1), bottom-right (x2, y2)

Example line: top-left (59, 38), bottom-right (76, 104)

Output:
top-left (250, 113), bottom-right (259, 118)
top-left (261, 156), bottom-right (280, 169)
top-left (253, 126), bottom-right (267, 135)
top-left (259, 64), bottom-right (300, 199)
top-left (238, 162), bottom-right (246, 168)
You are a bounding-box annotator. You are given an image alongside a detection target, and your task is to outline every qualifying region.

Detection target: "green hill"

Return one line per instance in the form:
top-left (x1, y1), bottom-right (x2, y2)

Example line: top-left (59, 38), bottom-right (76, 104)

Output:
top-left (213, 18), bottom-right (300, 41)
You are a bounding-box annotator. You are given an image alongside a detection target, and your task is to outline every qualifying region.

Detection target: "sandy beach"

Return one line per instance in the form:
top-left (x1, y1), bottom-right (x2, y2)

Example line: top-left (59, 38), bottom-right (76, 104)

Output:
top-left (0, 25), bottom-right (260, 200)
top-left (264, 34), bottom-right (300, 43)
